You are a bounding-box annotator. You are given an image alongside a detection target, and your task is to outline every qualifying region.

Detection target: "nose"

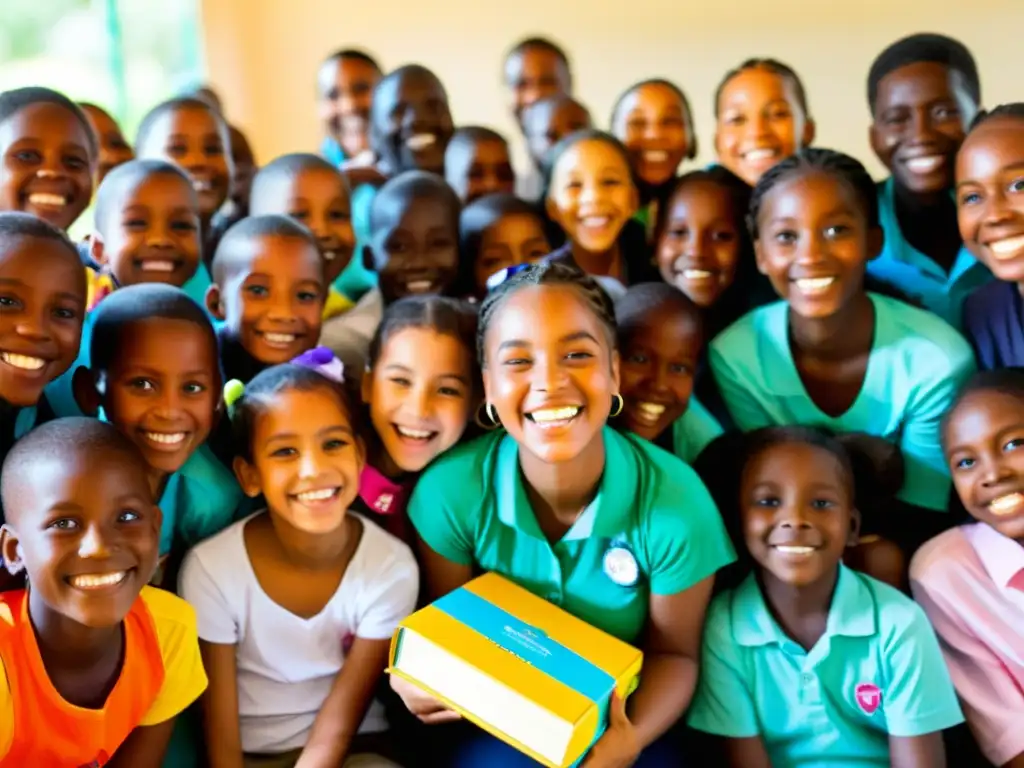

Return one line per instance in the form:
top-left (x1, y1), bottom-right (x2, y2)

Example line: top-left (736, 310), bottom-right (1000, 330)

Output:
top-left (298, 448), bottom-right (320, 479)
top-left (338, 90), bottom-right (357, 114)
top-left (980, 455), bottom-right (1014, 486)
top-left (404, 383), bottom-right (433, 421)
top-left (745, 112), bottom-right (770, 140)
top-left (151, 387), bottom-right (185, 420)
top-left (533, 355), bottom-right (568, 393)
top-left (147, 220), bottom-right (174, 249)
top-left (981, 188), bottom-right (1016, 227)
top-left (776, 502), bottom-right (813, 529)
top-left (909, 108), bottom-right (938, 143)
top-left (266, 291), bottom-right (295, 321)
top-left (14, 304), bottom-right (52, 342)
top-left (78, 522), bottom-right (112, 559)
top-left (651, 363), bottom-right (671, 394)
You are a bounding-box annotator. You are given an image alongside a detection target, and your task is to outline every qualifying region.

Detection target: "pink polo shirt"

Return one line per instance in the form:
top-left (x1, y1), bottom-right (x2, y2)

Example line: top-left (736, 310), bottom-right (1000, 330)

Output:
top-left (910, 524), bottom-right (1024, 766)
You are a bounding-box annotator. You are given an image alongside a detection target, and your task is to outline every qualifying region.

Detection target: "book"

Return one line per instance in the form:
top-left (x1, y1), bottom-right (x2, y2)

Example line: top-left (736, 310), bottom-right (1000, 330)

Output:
top-left (388, 572), bottom-right (643, 767)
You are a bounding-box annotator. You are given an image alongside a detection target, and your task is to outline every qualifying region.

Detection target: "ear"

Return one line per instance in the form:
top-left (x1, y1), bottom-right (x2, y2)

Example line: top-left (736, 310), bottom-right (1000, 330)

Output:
top-left (361, 243), bottom-right (376, 273)
top-left (0, 525), bottom-right (24, 576)
top-left (232, 456), bottom-right (263, 498)
top-left (360, 367), bottom-right (373, 404)
top-left (847, 507), bottom-right (863, 548)
top-left (89, 233), bottom-right (106, 267)
top-left (866, 225), bottom-right (885, 262)
top-left (72, 366), bottom-right (103, 417)
top-left (205, 284), bottom-right (226, 321)
top-left (801, 117), bottom-right (816, 149)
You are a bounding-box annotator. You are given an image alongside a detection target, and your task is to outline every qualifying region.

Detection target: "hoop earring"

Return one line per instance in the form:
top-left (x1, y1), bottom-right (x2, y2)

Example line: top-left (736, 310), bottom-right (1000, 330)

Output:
top-left (475, 402), bottom-right (501, 430)
top-left (610, 393), bottom-right (624, 419)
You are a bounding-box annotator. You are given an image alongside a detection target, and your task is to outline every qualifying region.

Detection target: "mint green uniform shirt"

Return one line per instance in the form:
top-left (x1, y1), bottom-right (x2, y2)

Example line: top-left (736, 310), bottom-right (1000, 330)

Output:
top-left (689, 566), bottom-right (964, 767)
top-left (407, 428), bottom-right (735, 643)
top-left (672, 396), bottom-right (723, 464)
top-left (709, 292), bottom-right (976, 511)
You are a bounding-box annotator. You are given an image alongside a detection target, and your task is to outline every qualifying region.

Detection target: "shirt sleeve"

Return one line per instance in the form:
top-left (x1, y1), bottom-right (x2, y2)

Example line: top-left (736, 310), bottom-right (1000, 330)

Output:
top-left (880, 599), bottom-right (964, 737)
top-left (355, 533), bottom-right (420, 640)
top-left (708, 335), bottom-right (774, 431)
top-left (673, 397), bottom-right (724, 464)
top-left (407, 461), bottom-right (477, 566)
top-left (178, 546), bottom-right (240, 644)
top-left (911, 575), bottom-right (1024, 764)
top-left (687, 597), bottom-right (760, 738)
top-left (138, 591), bottom-right (209, 726)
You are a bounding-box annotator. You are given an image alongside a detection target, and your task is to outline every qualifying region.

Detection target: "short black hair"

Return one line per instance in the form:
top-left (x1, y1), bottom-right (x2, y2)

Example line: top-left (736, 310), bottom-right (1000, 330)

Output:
top-left (89, 283), bottom-right (218, 376)
top-left (93, 159), bottom-right (195, 233)
top-left (505, 37), bottom-right (572, 82)
top-left (943, 367), bottom-right (1024, 438)
top-left (446, 126), bottom-right (507, 152)
top-left (867, 33), bottom-right (980, 113)
top-left (968, 102), bottom-right (1024, 132)
top-left (714, 59), bottom-right (810, 119)
top-left (655, 166), bottom-right (752, 245)
top-left (611, 79), bottom-right (698, 160)
top-left (748, 148), bottom-right (879, 238)
top-left (460, 193), bottom-right (544, 261)
top-left (0, 211), bottom-right (80, 266)
top-left (211, 213), bottom-right (320, 285)
top-left (321, 48), bottom-right (382, 73)
top-left (369, 170), bottom-right (461, 238)
top-left (0, 86), bottom-right (98, 160)
top-left (370, 64), bottom-right (448, 130)
top-left (135, 97), bottom-right (230, 156)
top-left (477, 261), bottom-right (616, 363)
top-left (615, 282), bottom-right (702, 338)
top-left (369, 295), bottom-right (478, 379)
top-left (542, 129), bottom-right (635, 197)
top-left (249, 152), bottom-right (348, 212)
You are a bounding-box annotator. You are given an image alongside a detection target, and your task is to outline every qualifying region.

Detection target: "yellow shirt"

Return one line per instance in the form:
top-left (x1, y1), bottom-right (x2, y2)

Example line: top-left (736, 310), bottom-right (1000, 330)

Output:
top-left (324, 285), bottom-right (355, 321)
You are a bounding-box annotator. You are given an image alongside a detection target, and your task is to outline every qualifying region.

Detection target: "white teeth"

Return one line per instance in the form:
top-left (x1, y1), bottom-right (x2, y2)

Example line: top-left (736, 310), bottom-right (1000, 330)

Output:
top-left (635, 402), bottom-right (666, 424)
top-left (581, 216), bottom-right (611, 228)
top-left (743, 148), bottom-right (777, 162)
top-left (989, 493), bottom-right (1024, 516)
top-left (145, 431), bottom-right (186, 445)
top-left (988, 235), bottom-right (1024, 260)
top-left (643, 150), bottom-right (669, 163)
top-left (140, 260), bottom-right (175, 272)
top-left (0, 352), bottom-right (46, 371)
top-left (396, 425), bottom-right (433, 440)
top-left (323, 250), bottom-right (337, 262)
top-left (406, 280), bottom-right (433, 293)
top-left (905, 156), bottom-right (944, 174)
top-left (795, 277), bottom-right (835, 294)
top-left (683, 269), bottom-right (713, 280)
top-left (530, 406), bottom-right (580, 425)
top-left (27, 192), bottom-right (67, 208)
top-left (263, 333), bottom-right (297, 345)
top-left (296, 488), bottom-right (338, 503)
top-left (774, 545), bottom-right (815, 555)
top-left (69, 571), bottom-right (127, 589)
top-left (192, 179), bottom-right (212, 192)
top-left (406, 133), bottom-right (437, 150)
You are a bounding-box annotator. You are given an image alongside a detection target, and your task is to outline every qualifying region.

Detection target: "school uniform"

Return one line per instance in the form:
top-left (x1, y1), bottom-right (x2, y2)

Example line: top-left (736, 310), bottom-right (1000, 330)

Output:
top-left (961, 279), bottom-right (1024, 370)
top-left (338, 183), bottom-right (380, 303)
top-left (688, 565), bottom-right (964, 768)
top-left (709, 292), bottom-right (976, 512)
top-left (866, 178), bottom-right (992, 329)
top-left (650, 396), bottom-right (723, 466)
top-left (321, 136), bottom-right (346, 167)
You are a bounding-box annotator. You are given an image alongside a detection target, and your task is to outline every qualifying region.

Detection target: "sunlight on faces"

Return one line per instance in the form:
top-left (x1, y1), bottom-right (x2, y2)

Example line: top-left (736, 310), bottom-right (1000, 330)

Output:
top-left (0, 103), bottom-right (94, 230)
top-left (0, 449), bottom-right (160, 627)
top-left (871, 62), bottom-right (975, 196)
top-left (618, 304), bottom-right (701, 442)
top-left (0, 239), bottom-right (85, 406)
top-left (473, 213), bottom-right (550, 298)
top-left (505, 47), bottom-right (570, 126)
top-left (956, 117), bottom-right (1024, 282)
top-left (372, 71), bottom-right (453, 175)
top-left (95, 173), bottom-right (201, 289)
top-left (613, 83), bottom-right (691, 186)
top-left (945, 390), bottom-right (1024, 541)
top-left (741, 441), bottom-right (859, 588)
top-left (318, 57), bottom-right (380, 157)
top-left (716, 68), bottom-right (812, 187)
top-left (483, 284), bottom-right (618, 465)
top-left (656, 181), bottom-right (742, 307)
top-left (235, 386), bottom-right (364, 535)
top-left (445, 138), bottom-right (515, 205)
top-left (81, 105), bottom-right (134, 186)
top-left (546, 139), bottom-right (638, 254)
top-left (754, 170), bottom-right (880, 319)
top-left (363, 327), bottom-right (474, 473)
top-left (100, 318), bottom-right (220, 477)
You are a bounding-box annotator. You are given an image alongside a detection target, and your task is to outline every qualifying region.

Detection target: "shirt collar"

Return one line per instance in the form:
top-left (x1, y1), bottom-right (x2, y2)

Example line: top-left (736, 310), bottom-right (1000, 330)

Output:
top-left (494, 427), bottom-right (636, 541)
top-left (358, 464), bottom-right (411, 517)
top-left (964, 522), bottom-right (1024, 590)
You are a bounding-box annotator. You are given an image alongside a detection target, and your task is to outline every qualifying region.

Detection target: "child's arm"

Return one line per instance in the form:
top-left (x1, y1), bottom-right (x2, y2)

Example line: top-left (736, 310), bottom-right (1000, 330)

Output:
top-left (201, 640), bottom-right (245, 768)
top-left (888, 734), bottom-right (946, 768)
top-left (107, 721), bottom-right (176, 767)
top-left (295, 637), bottom-right (391, 768)
top-left (721, 736), bottom-right (773, 768)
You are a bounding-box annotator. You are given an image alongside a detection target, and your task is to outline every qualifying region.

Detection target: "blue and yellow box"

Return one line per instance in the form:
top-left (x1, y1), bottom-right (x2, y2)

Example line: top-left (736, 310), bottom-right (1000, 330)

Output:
top-left (387, 573), bottom-right (643, 768)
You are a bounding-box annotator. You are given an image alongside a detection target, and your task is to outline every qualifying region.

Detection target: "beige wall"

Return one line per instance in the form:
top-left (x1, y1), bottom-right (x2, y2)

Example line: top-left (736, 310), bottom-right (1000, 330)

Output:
top-left (200, 0), bottom-right (1021, 179)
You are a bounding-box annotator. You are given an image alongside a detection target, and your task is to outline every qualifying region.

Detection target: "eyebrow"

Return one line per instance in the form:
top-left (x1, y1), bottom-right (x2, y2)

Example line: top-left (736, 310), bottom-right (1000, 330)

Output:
top-left (120, 364), bottom-right (212, 378)
top-left (497, 330), bottom-right (600, 351)
top-left (266, 424), bottom-right (354, 442)
top-left (957, 162), bottom-right (1024, 188)
top-left (0, 278), bottom-right (83, 304)
top-left (383, 363), bottom-right (468, 383)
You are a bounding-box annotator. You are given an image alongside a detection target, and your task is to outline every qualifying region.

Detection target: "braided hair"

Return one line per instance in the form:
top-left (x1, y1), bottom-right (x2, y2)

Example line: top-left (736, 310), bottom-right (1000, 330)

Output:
top-left (968, 102), bottom-right (1024, 131)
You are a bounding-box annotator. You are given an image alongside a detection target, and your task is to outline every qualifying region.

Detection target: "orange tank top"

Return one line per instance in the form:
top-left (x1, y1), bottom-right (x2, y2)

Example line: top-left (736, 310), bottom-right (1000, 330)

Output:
top-left (0, 589), bottom-right (166, 767)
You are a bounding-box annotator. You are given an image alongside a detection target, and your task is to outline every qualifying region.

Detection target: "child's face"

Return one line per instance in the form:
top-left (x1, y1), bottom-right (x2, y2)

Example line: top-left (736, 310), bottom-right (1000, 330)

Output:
top-left (482, 284), bottom-right (619, 465)
top-left (618, 303), bottom-right (701, 442)
top-left (370, 194), bottom-right (459, 304)
top-left (445, 138), bottom-right (515, 205)
top-left (755, 170), bottom-right (879, 319)
top-left (237, 386), bottom-right (363, 534)
top-left (956, 117), bottom-right (1024, 283)
top-left (504, 48), bottom-right (570, 126)
top-left (251, 166), bottom-right (354, 285)
top-left (870, 62), bottom-right (976, 196)
top-left (944, 390), bottom-right (1024, 542)
top-left (715, 68), bottom-right (811, 187)
top-left (0, 103), bottom-right (94, 231)
top-left (213, 235), bottom-right (325, 364)
top-left (547, 139), bottom-right (638, 254)
top-left (523, 101), bottom-right (591, 169)
top-left (657, 181), bottom-right (741, 307)
top-left (229, 127), bottom-right (256, 210)
top-left (363, 327), bottom-right (473, 473)
top-left (372, 71), bottom-right (453, 176)
top-left (0, 449), bottom-right (160, 627)
top-left (138, 105), bottom-right (231, 218)
top-left (96, 173), bottom-right (201, 289)
top-left (101, 318), bottom-right (220, 477)
top-left (0, 238), bottom-right (85, 407)
top-left (613, 83), bottom-right (691, 186)
top-left (81, 105), bottom-right (134, 186)
top-left (741, 441), bottom-right (857, 588)
top-left (473, 213), bottom-right (550, 297)
top-left (318, 57), bottom-right (380, 157)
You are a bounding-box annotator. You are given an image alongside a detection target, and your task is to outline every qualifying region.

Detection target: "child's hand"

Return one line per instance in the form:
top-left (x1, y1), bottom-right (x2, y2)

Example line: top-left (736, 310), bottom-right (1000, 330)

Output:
top-left (581, 693), bottom-right (640, 768)
top-left (390, 674), bottom-right (462, 724)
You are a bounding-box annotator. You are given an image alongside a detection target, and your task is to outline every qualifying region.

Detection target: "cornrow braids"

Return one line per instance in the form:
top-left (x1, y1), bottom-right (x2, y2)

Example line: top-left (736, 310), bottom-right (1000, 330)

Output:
top-left (747, 148), bottom-right (879, 239)
top-left (476, 261), bottom-right (616, 364)
top-left (969, 102), bottom-right (1024, 131)
top-left (714, 58), bottom-right (810, 119)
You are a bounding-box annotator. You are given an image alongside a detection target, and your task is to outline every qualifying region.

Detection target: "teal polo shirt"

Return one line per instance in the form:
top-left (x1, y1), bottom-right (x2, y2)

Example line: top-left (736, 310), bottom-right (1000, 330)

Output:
top-left (689, 566), bottom-right (963, 767)
top-left (408, 427), bottom-right (735, 643)
top-left (181, 263), bottom-right (212, 310)
top-left (672, 396), bottom-right (723, 464)
top-left (867, 178), bottom-right (992, 329)
top-left (709, 292), bottom-right (975, 511)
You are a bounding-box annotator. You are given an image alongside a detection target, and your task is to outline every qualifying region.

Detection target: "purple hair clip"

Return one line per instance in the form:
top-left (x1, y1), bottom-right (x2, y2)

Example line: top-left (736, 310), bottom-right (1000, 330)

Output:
top-left (291, 346), bottom-right (345, 384)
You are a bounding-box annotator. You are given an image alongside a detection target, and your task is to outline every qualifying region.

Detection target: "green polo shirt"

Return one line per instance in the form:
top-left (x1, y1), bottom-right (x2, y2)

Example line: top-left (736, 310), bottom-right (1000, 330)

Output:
top-left (408, 427), bottom-right (735, 644)
top-left (672, 396), bottom-right (723, 464)
top-left (689, 566), bottom-right (963, 767)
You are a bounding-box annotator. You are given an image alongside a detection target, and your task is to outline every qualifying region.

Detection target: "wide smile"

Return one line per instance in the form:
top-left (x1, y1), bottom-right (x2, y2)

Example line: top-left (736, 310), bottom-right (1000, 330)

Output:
top-left (140, 430), bottom-right (190, 453)
top-left (901, 154), bottom-right (946, 175)
top-left (65, 568), bottom-right (135, 591)
top-left (0, 351), bottom-right (50, 373)
top-left (392, 424), bottom-right (439, 446)
top-left (628, 400), bottom-right (672, 427)
top-left (770, 544), bottom-right (819, 558)
top-left (290, 486), bottom-right (343, 508)
top-left (405, 133), bottom-right (438, 152)
top-left (640, 149), bottom-right (671, 164)
top-left (741, 147), bottom-right (781, 166)
top-left (792, 276), bottom-right (836, 295)
top-left (256, 330), bottom-right (303, 349)
top-left (987, 492), bottom-right (1024, 517)
top-left (134, 257), bottom-right (185, 274)
top-left (525, 405), bottom-right (583, 429)
top-left (25, 191), bottom-right (71, 210)
top-left (985, 234), bottom-right (1024, 262)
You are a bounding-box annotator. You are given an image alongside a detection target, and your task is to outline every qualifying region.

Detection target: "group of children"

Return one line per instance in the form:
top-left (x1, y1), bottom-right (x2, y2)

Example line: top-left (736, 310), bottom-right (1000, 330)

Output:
top-left (0, 24), bottom-right (1021, 768)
